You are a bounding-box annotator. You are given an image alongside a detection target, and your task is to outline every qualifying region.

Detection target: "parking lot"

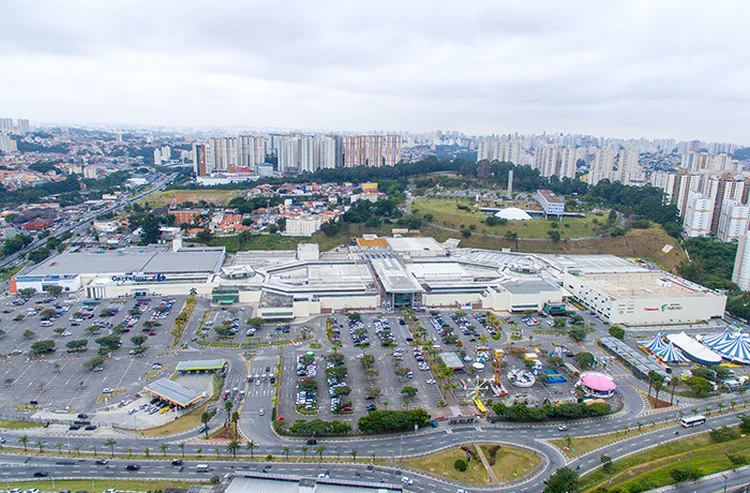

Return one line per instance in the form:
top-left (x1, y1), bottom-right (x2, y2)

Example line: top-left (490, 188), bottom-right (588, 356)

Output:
top-left (0, 293), bottom-right (190, 421)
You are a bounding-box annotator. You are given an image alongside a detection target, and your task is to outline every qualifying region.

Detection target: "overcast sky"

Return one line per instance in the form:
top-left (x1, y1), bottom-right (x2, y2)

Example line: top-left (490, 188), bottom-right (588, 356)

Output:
top-left (2, 1), bottom-right (749, 144)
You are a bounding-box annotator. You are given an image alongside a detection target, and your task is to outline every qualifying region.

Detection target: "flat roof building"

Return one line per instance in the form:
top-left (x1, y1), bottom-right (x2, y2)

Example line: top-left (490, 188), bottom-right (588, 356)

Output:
top-left (176, 360), bottom-right (227, 373)
top-left (536, 189), bottom-right (565, 218)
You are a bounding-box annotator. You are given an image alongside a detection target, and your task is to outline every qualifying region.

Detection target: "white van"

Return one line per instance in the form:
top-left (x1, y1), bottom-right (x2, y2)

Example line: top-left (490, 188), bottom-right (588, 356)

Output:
top-left (40, 321), bottom-right (54, 327)
top-left (196, 464), bottom-right (210, 472)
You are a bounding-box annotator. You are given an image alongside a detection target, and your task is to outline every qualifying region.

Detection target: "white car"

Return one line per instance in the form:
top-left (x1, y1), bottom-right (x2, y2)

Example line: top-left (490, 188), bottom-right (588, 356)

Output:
top-left (401, 477), bottom-right (413, 485)
top-left (102, 388), bottom-right (115, 394)
top-left (425, 379), bottom-right (436, 384)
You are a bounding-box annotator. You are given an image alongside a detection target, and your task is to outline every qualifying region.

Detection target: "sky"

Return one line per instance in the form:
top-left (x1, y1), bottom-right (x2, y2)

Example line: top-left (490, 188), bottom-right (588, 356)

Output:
top-left (2, 0), bottom-right (749, 144)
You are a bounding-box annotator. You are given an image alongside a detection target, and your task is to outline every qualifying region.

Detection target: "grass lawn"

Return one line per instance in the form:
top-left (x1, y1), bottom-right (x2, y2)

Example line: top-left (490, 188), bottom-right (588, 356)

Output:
top-left (6, 479), bottom-right (201, 491)
top-left (480, 444), bottom-right (541, 482)
top-left (0, 420), bottom-right (45, 430)
top-left (549, 420), bottom-right (676, 459)
top-left (403, 447), bottom-right (492, 485)
top-left (579, 428), bottom-right (750, 492)
top-left (413, 199), bottom-right (599, 239)
top-left (139, 189), bottom-right (246, 207)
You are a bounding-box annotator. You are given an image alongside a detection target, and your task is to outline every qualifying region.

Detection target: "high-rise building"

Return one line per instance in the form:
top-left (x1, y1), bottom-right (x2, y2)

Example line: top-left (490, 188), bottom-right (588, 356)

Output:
top-left (616, 147), bottom-right (641, 183)
top-left (733, 233), bottom-right (750, 291)
top-left (15, 119), bottom-right (30, 134)
top-left (672, 170), bottom-right (703, 217)
top-left (344, 135), bottom-right (399, 167)
top-left (0, 118), bottom-right (13, 133)
top-left (534, 144), bottom-right (559, 178)
top-left (588, 148), bottom-right (616, 185)
top-left (202, 136), bottom-right (268, 173)
top-left (558, 146), bottom-right (578, 179)
top-left (278, 135), bottom-right (339, 174)
top-left (193, 144), bottom-right (208, 177)
top-left (153, 145), bottom-right (171, 165)
top-left (648, 171), bottom-right (676, 203)
top-left (0, 134), bottom-right (17, 153)
top-left (681, 151), bottom-right (712, 172)
top-left (717, 199), bottom-right (750, 242)
top-left (704, 175), bottom-right (746, 235)
top-left (682, 192), bottom-right (713, 237)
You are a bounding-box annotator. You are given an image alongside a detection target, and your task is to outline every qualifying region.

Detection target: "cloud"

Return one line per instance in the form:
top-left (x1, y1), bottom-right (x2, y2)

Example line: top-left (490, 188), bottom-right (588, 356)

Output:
top-left (1, 0), bottom-right (749, 143)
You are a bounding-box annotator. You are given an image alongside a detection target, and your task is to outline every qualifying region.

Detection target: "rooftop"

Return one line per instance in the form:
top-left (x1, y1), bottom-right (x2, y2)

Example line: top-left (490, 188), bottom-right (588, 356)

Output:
top-left (576, 271), bottom-right (717, 298)
top-left (371, 257), bottom-right (423, 294)
top-left (538, 189), bottom-right (565, 204)
top-left (176, 359), bottom-right (227, 372)
top-left (385, 237), bottom-right (446, 255)
top-left (499, 278), bottom-right (560, 295)
top-left (143, 378), bottom-right (202, 407)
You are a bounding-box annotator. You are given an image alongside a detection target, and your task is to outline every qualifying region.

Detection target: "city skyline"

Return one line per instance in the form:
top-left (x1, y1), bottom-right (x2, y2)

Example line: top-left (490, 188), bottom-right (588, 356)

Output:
top-left (2, 1), bottom-right (750, 144)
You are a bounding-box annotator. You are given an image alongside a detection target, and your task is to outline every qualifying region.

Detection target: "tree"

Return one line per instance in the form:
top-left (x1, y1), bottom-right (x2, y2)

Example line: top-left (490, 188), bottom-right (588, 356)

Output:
top-left (547, 230), bottom-right (561, 242)
top-left (30, 340), bottom-right (55, 354)
top-left (138, 214), bottom-right (162, 245)
top-left (608, 325), bottom-right (625, 340)
top-left (106, 439), bottom-right (117, 457)
top-left (543, 466), bottom-right (579, 493)
top-left (35, 439), bottom-right (45, 454)
top-left (454, 458), bottom-right (467, 472)
top-left (39, 308), bottom-right (57, 320)
top-left (315, 445), bottom-right (325, 461)
top-left (18, 435), bottom-right (28, 452)
top-left (686, 376), bottom-right (713, 395)
top-left (18, 287), bottom-right (37, 298)
top-left (227, 439), bottom-right (240, 458)
top-left (351, 449), bottom-right (358, 461)
top-left (282, 445), bottom-right (290, 461)
top-left (247, 317), bottom-right (264, 328)
top-left (401, 386), bottom-right (419, 400)
top-left (301, 445), bottom-right (309, 459)
top-left (144, 447), bottom-right (150, 457)
top-left (394, 367), bottom-right (410, 382)
top-left (53, 327), bottom-right (66, 337)
top-left (130, 335), bottom-right (147, 347)
top-left (201, 411), bottom-right (212, 438)
top-left (568, 328), bottom-right (587, 343)
top-left (246, 440), bottom-right (256, 458)
top-left (45, 285), bottom-right (63, 297)
top-left (23, 329), bottom-right (35, 339)
top-left (224, 400), bottom-right (234, 427)
top-left (573, 352), bottom-right (595, 369)
top-left (669, 376), bottom-right (679, 405)
top-left (179, 441), bottom-right (185, 458)
top-left (601, 453), bottom-right (614, 485)
top-left (84, 356), bottom-right (105, 370)
top-left (652, 373), bottom-right (666, 402)
top-left (66, 339), bottom-right (88, 352)
top-left (160, 443), bottom-right (169, 457)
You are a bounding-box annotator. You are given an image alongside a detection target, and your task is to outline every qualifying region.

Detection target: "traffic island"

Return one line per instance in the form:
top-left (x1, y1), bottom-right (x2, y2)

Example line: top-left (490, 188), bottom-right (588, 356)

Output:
top-left (400, 443), bottom-right (541, 486)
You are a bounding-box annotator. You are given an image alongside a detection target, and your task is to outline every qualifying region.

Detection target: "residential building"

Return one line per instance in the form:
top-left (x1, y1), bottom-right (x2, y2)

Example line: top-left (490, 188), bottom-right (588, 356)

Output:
top-left (616, 147), bottom-right (641, 184)
top-left (16, 119), bottom-right (30, 134)
top-left (285, 215), bottom-right (323, 236)
top-left (0, 133), bottom-right (17, 153)
top-left (193, 144), bottom-right (208, 177)
top-left (0, 118), bottom-right (13, 133)
top-left (588, 148), bottom-right (616, 185)
top-left (682, 192), bottom-right (713, 237)
top-left (559, 146), bottom-right (578, 179)
top-left (672, 170), bottom-right (703, 217)
top-left (681, 151), bottom-right (712, 172)
top-left (153, 145), bottom-right (171, 165)
top-left (733, 233), bottom-right (750, 291)
top-left (344, 135), bottom-right (400, 167)
top-left (717, 199), bottom-right (750, 242)
top-left (704, 176), bottom-right (746, 235)
top-left (648, 171), bottom-right (676, 203)
top-left (534, 144), bottom-right (559, 178)
top-left (383, 134), bottom-right (401, 166)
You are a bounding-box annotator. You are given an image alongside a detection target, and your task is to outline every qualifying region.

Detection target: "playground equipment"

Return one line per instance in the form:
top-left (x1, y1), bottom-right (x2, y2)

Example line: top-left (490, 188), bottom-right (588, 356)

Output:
top-left (507, 368), bottom-right (536, 388)
top-left (465, 377), bottom-right (490, 413)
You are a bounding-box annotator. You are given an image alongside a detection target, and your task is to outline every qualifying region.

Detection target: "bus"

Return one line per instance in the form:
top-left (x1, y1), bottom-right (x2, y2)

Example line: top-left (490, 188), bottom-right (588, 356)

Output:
top-left (680, 415), bottom-right (706, 428)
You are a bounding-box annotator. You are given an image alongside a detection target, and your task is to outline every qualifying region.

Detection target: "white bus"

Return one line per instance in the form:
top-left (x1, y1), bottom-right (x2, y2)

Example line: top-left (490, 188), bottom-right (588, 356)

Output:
top-left (680, 415), bottom-right (706, 428)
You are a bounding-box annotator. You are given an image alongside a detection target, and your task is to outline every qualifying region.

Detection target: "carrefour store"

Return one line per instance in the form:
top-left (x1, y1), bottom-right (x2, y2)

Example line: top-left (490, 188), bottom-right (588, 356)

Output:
top-left (563, 271), bottom-right (726, 326)
top-left (13, 246), bottom-right (226, 299)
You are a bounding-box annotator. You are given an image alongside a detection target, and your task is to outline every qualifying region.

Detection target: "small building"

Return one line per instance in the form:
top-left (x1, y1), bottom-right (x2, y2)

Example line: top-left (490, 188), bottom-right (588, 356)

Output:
top-left (577, 371), bottom-right (616, 399)
top-left (536, 189), bottom-right (565, 218)
top-left (143, 378), bottom-right (202, 408)
top-left (21, 218), bottom-right (56, 232)
top-left (176, 359), bottom-right (227, 374)
top-left (439, 351), bottom-right (465, 372)
top-left (225, 473), bottom-right (402, 493)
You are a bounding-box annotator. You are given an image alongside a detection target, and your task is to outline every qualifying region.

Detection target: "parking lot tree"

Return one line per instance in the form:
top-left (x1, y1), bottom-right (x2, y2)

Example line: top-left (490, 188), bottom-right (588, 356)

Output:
top-left (366, 387), bottom-right (382, 400)
top-left (609, 325), bottom-right (626, 340)
top-left (30, 340), bottom-right (55, 354)
top-left (335, 385), bottom-right (352, 397)
top-left (215, 324), bottom-right (233, 337)
top-left (542, 466), bottom-right (579, 493)
top-left (573, 352), bottom-right (595, 369)
top-left (326, 366), bottom-right (348, 381)
top-left (246, 317), bottom-right (264, 328)
top-left (4, 378), bottom-right (12, 389)
top-left (39, 308), bottom-right (56, 320)
top-left (548, 355), bottom-right (564, 367)
top-left (568, 327), bottom-right (588, 343)
top-left (95, 335), bottom-right (121, 352)
top-left (553, 317), bottom-right (567, 329)
top-left (401, 386), bottom-right (418, 400)
top-left (327, 353), bottom-right (345, 366)
top-left (43, 285), bottom-right (63, 297)
top-left (394, 367), bottom-right (410, 382)
top-left (357, 409), bottom-right (430, 433)
top-left (686, 375), bottom-right (713, 395)
top-left (100, 308), bottom-right (116, 317)
top-left (347, 312), bottom-right (361, 322)
top-left (23, 329), bottom-right (35, 339)
top-left (83, 356), bottom-right (105, 370)
top-left (84, 325), bottom-right (101, 334)
top-left (364, 368), bottom-right (379, 381)
top-left (18, 287), bottom-right (37, 298)
top-left (130, 335), bottom-right (147, 347)
top-left (299, 378), bottom-right (318, 392)
top-left (53, 327), bottom-right (66, 336)
top-left (360, 354), bottom-right (375, 369)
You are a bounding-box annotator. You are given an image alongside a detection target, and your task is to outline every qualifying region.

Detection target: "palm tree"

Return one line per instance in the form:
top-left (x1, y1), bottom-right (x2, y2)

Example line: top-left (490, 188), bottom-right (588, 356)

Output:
top-left (718, 402), bottom-right (726, 413)
top-left (189, 287), bottom-right (197, 297)
top-left (637, 421), bottom-right (643, 432)
top-left (669, 377), bottom-right (679, 406)
top-left (18, 435), bottom-right (28, 452)
top-left (179, 442), bottom-right (186, 458)
top-left (246, 440), bottom-right (256, 459)
top-left (705, 406), bottom-right (712, 416)
top-left (35, 440), bottom-right (45, 454)
top-left (227, 440), bottom-right (240, 458)
top-left (144, 446), bottom-right (150, 457)
top-left (282, 446), bottom-right (290, 461)
top-left (160, 443), bottom-right (169, 457)
top-left (731, 400), bottom-right (738, 411)
top-left (565, 435), bottom-right (573, 449)
top-left (315, 445), bottom-right (325, 461)
top-left (215, 448), bottom-right (220, 458)
top-left (105, 439), bottom-right (117, 457)
top-left (127, 447), bottom-right (133, 457)
top-left (224, 400), bottom-right (234, 428)
top-left (55, 441), bottom-right (63, 454)
top-left (74, 444), bottom-right (82, 457)
top-left (301, 445), bottom-right (309, 459)
top-left (91, 444), bottom-right (97, 457)
top-left (351, 449), bottom-right (358, 462)
top-left (231, 410), bottom-right (240, 438)
top-left (201, 411), bottom-right (212, 438)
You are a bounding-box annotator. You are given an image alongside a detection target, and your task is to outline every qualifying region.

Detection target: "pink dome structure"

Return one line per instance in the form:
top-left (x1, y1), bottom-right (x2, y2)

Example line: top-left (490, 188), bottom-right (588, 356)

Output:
top-left (578, 371), bottom-right (616, 398)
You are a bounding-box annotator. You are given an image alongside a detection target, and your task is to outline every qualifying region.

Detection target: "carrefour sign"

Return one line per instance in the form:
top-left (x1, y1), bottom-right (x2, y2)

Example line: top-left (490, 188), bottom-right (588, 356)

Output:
top-left (111, 273), bottom-right (167, 283)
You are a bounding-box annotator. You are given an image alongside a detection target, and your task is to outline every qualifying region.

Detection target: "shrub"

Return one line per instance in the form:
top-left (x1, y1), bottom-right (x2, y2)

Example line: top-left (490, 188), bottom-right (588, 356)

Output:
top-left (669, 467), bottom-right (701, 483)
top-left (454, 459), bottom-right (467, 472)
top-left (710, 425), bottom-right (740, 443)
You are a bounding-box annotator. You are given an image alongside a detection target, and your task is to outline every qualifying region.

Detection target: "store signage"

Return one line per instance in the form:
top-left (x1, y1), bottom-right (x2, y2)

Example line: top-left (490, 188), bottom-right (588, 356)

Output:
top-left (111, 273), bottom-right (166, 282)
top-left (661, 303), bottom-right (682, 311)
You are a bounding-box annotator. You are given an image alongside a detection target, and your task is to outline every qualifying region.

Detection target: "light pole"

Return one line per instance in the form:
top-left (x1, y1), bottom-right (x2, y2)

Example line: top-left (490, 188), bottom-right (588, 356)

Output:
top-left (723, 473), bottom-right (729, 493)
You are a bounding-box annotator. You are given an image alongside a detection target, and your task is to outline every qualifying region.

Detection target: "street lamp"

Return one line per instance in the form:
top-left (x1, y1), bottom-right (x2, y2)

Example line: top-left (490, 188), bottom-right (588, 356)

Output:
top-left (723, 473), bottom-right (729, 493)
